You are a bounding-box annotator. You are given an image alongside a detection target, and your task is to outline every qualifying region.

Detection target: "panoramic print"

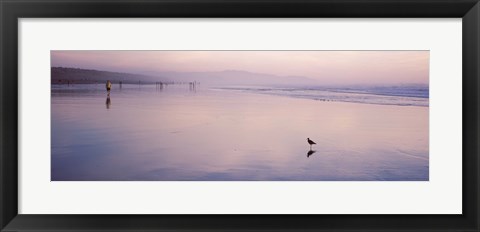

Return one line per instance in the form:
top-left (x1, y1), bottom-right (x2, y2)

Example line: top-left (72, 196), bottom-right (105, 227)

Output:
top-left (51, 51), bottom-right (429, 181)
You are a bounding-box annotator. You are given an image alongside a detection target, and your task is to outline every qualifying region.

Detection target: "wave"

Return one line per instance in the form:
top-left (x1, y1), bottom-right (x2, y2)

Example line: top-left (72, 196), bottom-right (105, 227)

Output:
top-left (216, 85), bottom-right (429, 107)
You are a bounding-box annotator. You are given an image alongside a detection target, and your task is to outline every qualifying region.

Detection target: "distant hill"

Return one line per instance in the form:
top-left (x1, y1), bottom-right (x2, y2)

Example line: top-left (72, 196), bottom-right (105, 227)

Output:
top-left (153, 70), bottom-right (321, 87)
top-left (51, 67), bottom-right (162, 84)
top-left (51, 67), bottom-right (321, 87)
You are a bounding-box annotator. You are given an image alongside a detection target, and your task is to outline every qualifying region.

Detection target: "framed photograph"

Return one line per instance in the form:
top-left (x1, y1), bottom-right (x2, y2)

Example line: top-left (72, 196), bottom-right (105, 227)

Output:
top-left (1, 0), bottom-right (479, 231)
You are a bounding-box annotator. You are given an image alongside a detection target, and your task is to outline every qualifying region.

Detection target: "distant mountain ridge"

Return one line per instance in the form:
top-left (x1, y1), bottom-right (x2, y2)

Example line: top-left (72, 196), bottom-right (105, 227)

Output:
top-left (51, 67), bottom-right (321, 86)
top-left (153, 70), bottom-right (321, 86)
top-left (51, 67), bottom-right (157, 84)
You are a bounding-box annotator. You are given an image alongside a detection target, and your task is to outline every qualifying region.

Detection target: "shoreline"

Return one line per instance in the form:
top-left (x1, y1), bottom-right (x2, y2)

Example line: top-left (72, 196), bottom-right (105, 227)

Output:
top-left (51, 83), bottom-right (429, 108)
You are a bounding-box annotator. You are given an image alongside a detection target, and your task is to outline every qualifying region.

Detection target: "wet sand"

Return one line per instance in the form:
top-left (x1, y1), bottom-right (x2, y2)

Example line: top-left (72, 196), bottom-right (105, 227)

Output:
top-left (51, 84), bottom-right (428, 181)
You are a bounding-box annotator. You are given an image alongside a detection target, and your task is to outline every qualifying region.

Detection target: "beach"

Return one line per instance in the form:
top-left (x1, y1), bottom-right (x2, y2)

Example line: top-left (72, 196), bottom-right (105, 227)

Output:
top-left (51, 84), bottom-right (429, 181)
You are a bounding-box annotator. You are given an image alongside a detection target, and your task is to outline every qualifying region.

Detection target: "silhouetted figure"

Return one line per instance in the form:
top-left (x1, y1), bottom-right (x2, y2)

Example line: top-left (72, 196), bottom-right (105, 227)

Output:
top-left (307, 138), bottom-right (316, 149)
top-left (189, 81), bottom-right (196, 92)
top-left (106, 80), bottom-right (112, 92)
top-left (106, 94), bottom-right (111, 109)
top-left (307, 149), bottom-right (317, 158)
top-left (119, 81), bottom-right (122, 89)
top-left (158, 82), bottom-right (164, 91)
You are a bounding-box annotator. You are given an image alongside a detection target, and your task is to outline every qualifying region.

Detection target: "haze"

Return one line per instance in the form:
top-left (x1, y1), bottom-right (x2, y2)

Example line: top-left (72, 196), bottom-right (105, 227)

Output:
top-left (51, 50), bottom-right (429, 85)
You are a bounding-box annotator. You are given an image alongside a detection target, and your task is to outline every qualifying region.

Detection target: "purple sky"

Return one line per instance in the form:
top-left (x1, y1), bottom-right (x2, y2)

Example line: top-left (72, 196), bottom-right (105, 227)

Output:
top-left (51, 51), bottom-right (429, 85)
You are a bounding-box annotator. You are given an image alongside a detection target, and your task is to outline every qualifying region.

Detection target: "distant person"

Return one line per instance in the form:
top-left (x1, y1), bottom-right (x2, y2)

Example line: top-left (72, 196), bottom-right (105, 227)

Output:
top-left (106, 80), bottom-right (112, 92)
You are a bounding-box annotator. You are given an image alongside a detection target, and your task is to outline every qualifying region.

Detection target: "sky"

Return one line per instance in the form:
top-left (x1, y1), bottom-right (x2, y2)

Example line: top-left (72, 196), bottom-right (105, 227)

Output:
top-left (51, 50), bottom-right (429, 85)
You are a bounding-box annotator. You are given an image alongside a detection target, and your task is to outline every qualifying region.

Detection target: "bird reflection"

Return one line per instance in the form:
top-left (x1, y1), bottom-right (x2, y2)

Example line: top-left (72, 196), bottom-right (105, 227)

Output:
top-left (106, 94), bottom-right (111, 109)
top-left (307, 149), bottom-right (317, 158)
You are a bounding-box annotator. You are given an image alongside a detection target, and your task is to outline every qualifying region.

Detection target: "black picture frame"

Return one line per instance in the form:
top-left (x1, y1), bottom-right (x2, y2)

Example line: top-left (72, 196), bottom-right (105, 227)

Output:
top-left (1, 0), bottom-right (479, 231)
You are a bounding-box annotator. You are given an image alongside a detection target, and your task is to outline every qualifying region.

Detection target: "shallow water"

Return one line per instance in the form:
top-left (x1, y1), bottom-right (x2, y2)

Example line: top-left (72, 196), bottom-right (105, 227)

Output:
top-left (51, 84), bottom-right (429, 181)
